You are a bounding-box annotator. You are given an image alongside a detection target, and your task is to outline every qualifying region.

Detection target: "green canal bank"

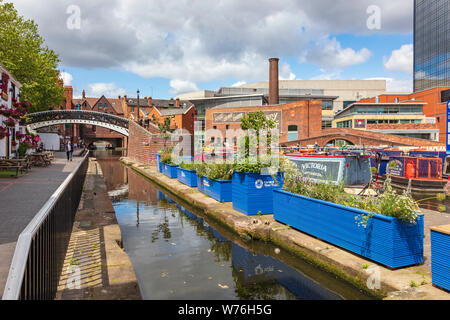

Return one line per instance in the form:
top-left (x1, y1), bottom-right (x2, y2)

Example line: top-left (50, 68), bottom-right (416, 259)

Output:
top-left (120, 157), bottom-right (450, 300)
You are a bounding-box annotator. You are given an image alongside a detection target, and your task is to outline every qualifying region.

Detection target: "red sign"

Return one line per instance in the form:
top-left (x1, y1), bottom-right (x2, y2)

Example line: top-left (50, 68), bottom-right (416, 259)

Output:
top-left (354, 119), bottom-right (366, 128)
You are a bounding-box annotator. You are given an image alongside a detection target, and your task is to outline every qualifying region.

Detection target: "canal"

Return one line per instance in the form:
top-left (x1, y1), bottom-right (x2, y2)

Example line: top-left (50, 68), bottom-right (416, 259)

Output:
top-left (94, 150), bottom-right (376, 300)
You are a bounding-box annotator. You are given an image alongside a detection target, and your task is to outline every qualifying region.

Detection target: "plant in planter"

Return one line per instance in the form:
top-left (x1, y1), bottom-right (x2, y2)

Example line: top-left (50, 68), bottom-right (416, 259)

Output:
top-left (159, 148), bottom-right (178, 178)
top-left (274, 162), bottom-right (423, 268)
top-left (232, 111), bottom-right (286, 215)
top-left (177, 162), bottom-right (200, 187)
top-left (196, 162), bottom-right (234, 202)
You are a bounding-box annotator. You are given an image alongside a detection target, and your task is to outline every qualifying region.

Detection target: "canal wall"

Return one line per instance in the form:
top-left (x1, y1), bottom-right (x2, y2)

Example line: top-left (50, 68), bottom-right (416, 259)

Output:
top-left (120, 157), bottom-right (450, 300)
top-left (56, 158), bottom-right (141, 300)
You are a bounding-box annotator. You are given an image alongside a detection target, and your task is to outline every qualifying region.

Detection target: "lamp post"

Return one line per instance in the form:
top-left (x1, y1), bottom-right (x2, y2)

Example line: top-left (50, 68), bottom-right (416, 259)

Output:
top-left (137, 89), bottom-right (140, 123)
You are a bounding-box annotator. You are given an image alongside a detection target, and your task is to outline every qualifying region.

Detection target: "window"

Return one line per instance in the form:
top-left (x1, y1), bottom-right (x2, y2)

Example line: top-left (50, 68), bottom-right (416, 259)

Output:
top-left (288, 125), bottom-right (298, 141)
top-left (213, 126), bottom-right (217, 130)
top-left (210, 137), bottom-right (215, 143)
top-left (226, 125), bottom-right (230, 130)
top-left (343, 101), bottom-right (356, 109)
top-left (98, 104), bottom-right (103, 109)
top-left (322, 120), bottom-right (332, 129)
top-left (336, 120), bottom-right (352, 128)
top-left (130, 106), bottom-right (135, 113)
top-left (322, 101), bottom-right (333, 110)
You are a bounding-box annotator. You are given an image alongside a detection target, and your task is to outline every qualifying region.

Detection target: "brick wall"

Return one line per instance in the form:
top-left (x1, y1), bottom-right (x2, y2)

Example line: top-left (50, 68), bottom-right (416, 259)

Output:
top-left (127, 121), bottom-right (169, 165)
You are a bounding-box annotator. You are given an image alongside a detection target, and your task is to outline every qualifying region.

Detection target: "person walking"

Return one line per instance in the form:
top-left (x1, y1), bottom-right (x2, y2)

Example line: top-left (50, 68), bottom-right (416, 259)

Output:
top-left (65, 140), bottom-right (73, 161)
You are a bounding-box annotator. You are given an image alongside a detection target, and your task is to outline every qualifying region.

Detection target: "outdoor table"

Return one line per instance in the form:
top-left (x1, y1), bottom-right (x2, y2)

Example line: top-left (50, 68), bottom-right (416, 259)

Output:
top-left (29, 153), bottom-right (52, 167)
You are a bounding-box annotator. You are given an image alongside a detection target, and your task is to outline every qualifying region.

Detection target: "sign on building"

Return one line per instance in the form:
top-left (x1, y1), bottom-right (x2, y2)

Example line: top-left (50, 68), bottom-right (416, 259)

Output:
top-left (213, 110), bottom-right (282, 132)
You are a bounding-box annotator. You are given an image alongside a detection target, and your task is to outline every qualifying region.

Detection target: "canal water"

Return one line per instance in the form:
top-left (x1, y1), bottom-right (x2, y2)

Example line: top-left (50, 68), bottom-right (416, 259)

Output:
top-left (94, 150), bottom-right (375, 300)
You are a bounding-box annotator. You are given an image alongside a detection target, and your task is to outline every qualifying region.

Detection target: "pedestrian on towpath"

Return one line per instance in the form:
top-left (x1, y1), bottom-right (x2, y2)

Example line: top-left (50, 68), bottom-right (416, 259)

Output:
top-left (65, 140), bottom-right (73, 161)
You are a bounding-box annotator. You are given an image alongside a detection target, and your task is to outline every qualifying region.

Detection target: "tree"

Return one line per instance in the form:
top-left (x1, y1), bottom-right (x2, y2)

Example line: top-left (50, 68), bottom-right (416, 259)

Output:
top-left (0, 2), bottom-right (64, 113)
top-left (240, 111), bottom-right (276, 158)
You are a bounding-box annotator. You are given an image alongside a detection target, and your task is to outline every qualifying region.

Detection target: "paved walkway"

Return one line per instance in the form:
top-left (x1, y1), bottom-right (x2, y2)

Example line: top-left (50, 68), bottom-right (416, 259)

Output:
top-left (55, 158), bottom-right (140, 300)
top-left (0, 151), bottom-right (84, 295)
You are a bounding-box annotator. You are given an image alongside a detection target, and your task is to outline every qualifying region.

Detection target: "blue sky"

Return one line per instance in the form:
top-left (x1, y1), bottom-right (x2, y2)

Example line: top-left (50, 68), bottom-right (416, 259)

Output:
top-left (11, 0), bottom-right (415, 99)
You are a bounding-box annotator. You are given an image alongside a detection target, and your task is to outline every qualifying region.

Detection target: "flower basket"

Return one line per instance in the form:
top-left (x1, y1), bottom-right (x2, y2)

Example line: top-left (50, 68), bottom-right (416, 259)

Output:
top-left (273, 189), bottom-right (424, 268)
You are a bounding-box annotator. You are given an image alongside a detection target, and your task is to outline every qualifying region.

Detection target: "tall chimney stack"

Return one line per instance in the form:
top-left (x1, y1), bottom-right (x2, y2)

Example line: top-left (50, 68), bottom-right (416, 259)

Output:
top-left (268, 58), bottom-right (279, 105)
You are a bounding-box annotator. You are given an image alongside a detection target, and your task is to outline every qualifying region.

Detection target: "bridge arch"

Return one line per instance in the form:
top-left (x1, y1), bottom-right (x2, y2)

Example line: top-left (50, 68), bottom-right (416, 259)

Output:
top-left (26, 110), bottom-right (129, 137)
top-left (323, 138), bottom-right (356, 147)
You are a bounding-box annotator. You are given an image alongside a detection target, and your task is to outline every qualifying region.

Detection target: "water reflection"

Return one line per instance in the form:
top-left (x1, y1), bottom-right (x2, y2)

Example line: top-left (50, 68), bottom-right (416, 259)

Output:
top-left (95, 151), bottom-right (374, 300)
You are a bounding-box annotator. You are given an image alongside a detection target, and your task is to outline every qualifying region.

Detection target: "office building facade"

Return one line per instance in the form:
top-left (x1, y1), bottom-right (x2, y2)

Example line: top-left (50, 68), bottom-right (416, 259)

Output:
top-left (414, 0), bottom-right (450, 92)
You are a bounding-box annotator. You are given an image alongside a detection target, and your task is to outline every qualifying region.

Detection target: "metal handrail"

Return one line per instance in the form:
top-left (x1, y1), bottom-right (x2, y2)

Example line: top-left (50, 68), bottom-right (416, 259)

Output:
top-left (2, 151), bottom-right (89, 300)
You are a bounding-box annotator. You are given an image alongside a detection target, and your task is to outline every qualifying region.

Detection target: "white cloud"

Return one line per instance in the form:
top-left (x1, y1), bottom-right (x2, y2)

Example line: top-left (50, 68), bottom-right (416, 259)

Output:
top-left (301, 37), bottom-right (371, 70)
top-left (279, 63), bottom-right (296, 80)
top-left (384, 44), bottom-right (413, 74)
top-left (86, 83), bottom-right (126, 97)
top-left (169, 79), bottom-right (199, 95)
top-left (231, 81), bottom-right (247, 87)
top-left (60, 72), bottom-right (73, 86)
top-left (10, 0), bottom-right (412, 84)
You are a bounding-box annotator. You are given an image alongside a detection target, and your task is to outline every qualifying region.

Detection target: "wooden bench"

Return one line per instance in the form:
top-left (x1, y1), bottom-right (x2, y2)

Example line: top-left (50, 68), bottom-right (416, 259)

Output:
top-left (0, 160), bottom-right (25, 178)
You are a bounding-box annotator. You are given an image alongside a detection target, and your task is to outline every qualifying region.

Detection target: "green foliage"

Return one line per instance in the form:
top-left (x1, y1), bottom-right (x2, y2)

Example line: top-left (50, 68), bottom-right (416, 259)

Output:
top-left (206, 163), bottom-right (235, 181)
top-left (158, 117), bottom-right (173, 134)
top-left (0, 2), bottom-right (64, 112)
top-left (17, 143), bottom-right (27, 158)
top-left (282, 159), bottom-right (420, 226)
top-left (193, 162), bottom-right (235, 181)
top-left (159, 148), bottom-right (174, 165)
top-left (179, 162), bottom-right (198, 171)
top-left (240, 111), bottom-right (276, 158)
top-left (195, 162), bottom-right (208, 178)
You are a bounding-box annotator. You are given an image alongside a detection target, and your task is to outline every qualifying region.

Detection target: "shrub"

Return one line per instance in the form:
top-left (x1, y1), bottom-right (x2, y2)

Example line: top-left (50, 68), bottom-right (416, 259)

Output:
top-left (206, 163), bottom-right (235, 181)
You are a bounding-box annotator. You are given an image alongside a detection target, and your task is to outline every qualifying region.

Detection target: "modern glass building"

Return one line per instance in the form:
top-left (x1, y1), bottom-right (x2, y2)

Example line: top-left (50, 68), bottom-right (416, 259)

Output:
top-left (414, 0), bottom-right (450, 92)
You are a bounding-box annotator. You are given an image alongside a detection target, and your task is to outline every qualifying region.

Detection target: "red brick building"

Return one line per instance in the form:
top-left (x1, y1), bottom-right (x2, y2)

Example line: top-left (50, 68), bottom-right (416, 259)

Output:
top-left (204, 100), bottom-right (323, 146)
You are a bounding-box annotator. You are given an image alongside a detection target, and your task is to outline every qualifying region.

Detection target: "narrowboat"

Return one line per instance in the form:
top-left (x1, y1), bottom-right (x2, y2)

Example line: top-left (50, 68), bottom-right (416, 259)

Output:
top-left (284, 153), bottom-right (372, 187)
top-left (378, 155), bottom-right (448, 192)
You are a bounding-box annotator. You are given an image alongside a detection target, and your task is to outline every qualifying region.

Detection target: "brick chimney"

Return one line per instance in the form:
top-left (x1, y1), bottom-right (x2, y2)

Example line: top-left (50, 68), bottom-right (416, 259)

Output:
top-left (268, 58), bottom-right (279, 105)
top-left (82, 89), bottom-right (86, 99)
top-left (148, 96), bottom-right (152, 106)
top-left (176, 98), bottom-right (180, 107)
top-left (64, 86), bottom-right (73, 110)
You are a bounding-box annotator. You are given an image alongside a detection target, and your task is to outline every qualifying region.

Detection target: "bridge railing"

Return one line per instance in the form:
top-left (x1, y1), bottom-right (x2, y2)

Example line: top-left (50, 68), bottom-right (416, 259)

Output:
top-left (2, 151), bottom-right (89, 300)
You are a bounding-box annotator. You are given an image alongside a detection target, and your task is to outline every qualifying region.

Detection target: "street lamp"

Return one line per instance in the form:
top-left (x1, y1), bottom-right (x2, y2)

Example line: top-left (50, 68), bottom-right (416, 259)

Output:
top-left (137, 89), bottom-right (140, 123)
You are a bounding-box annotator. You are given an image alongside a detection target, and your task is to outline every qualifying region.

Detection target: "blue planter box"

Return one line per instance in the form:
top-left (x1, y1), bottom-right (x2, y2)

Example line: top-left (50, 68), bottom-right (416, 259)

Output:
top-left (273, 189), bottom-right (424, 268)
top-left (177, 167), bottom-right (198, 187)
top-left (430, 226), bottom-right (450, 291)
top-left (156, 154), bottom-right (163, 173)
top-left (197, 176), bottom-right (204, 193)
top-left (163, 163), bottom-right (178, 178)
top-left (199, 176), bottom-right (232, 203)
top-left (232, 172), bottom-right (283, 215)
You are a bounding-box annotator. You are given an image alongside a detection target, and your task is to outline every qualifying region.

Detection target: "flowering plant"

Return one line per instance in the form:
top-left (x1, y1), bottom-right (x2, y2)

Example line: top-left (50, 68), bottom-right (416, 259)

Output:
top-left (3, 117), bottom-right (16, 127)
